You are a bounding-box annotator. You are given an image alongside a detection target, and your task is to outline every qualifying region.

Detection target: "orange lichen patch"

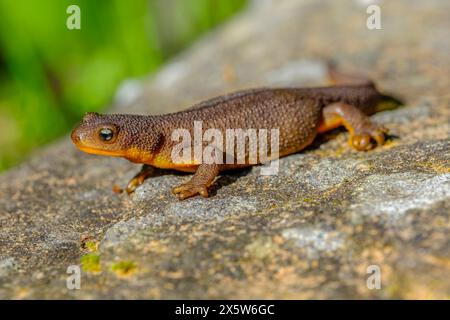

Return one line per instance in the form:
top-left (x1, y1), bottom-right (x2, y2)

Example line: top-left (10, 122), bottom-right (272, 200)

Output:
top-left (421, 254), bottom-right (450, 269)
top-left (222, 63), bottom-right (237, 84)
top-left (417, 161), bottom-right (450, 174)
top-left (14, 288), bottom-right (31, 300)
top-left (112, 184), bottom-right (124, 194)
top-left (143, 240), bottom-right (169, 255)
top-left (161, 269), bottom-right (185, 279)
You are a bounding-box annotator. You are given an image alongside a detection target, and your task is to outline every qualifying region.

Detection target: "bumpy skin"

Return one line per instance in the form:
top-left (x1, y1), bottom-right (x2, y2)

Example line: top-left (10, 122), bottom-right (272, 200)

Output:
top-left (72, 79), bottom-right (389, 200)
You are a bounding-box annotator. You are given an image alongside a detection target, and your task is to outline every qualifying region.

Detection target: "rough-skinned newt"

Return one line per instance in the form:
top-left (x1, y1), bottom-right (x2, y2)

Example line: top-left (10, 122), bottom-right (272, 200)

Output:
top-left (71, 64), bottom-right (401, 200)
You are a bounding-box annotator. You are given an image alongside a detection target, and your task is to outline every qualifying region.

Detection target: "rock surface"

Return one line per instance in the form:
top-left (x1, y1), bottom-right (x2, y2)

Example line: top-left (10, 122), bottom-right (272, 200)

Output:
top-left (0, 0), bottom-right (449, 299)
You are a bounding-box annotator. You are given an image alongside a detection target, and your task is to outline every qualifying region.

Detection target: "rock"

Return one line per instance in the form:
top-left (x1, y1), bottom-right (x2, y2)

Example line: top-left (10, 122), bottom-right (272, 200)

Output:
top-left (0, 0), bottom-right (449, 299)
top-left (0, 258), bottom-right (18, 277)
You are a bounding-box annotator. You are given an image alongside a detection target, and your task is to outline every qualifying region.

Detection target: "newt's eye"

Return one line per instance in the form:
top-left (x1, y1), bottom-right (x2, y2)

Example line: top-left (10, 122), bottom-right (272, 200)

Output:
top-left (99, 128), bottom-right (114, 142)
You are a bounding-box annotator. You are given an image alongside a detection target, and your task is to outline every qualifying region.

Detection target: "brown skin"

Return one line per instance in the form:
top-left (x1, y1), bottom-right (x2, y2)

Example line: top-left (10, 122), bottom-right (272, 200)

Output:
top-left (71, 68), bottom-right (397, 200)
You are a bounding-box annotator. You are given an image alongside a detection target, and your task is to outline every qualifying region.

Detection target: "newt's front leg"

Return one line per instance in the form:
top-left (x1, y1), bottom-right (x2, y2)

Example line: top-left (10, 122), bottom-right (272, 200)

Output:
top-left (172, 164), bottom-right (220, 200)
top-left (126, 164), bottom-right (155, 194)
top-left (321, 103), bottom-right (388, 151)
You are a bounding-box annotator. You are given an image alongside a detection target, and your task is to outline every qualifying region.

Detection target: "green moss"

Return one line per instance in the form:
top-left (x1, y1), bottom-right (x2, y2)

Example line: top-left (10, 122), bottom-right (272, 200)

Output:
top-left (81, 253), bottom-right (101, 273)
top-left (110, 261), bottom-right (137, 277)
top-left (83, 241), bottom-right (98, 252)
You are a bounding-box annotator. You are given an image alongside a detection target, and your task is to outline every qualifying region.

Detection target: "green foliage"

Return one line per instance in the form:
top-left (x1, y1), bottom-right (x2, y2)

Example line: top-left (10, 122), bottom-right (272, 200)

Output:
top-left (0, 0), bottom-right (246, 171)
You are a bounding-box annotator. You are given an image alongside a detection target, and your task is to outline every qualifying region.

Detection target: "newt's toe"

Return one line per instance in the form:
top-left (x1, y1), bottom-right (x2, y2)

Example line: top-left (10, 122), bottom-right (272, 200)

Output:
top-left (350, 133), bottom-right (372, 151)
top-left (126, 176), bottom-right (145, 195)
top-left (172, 183), bottom-right (209, 200)
top-left (350, 125), bottom-right (388, 151)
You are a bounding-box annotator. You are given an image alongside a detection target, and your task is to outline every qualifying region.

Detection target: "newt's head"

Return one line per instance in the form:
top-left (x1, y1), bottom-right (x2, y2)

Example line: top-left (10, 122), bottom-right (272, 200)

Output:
top-left (71, 112), bottom-right (162, 162)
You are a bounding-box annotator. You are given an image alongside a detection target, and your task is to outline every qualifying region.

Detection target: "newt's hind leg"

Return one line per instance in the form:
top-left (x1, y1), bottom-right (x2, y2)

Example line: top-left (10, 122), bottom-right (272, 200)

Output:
top-left (320, 103), bottom-right (388, 151)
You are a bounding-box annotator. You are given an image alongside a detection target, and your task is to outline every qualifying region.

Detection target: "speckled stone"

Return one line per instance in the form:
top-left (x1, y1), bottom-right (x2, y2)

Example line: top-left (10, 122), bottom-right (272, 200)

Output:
top-left (0, 0), bottom-right (449, 299)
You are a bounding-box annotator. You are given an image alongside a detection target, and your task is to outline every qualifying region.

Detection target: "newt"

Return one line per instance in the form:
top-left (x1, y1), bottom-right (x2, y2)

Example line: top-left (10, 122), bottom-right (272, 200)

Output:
top-left (71, 64), bottom-right (401, 200)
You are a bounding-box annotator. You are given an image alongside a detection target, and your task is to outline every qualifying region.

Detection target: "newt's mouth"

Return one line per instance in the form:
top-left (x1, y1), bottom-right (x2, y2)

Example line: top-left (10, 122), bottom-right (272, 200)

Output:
top-left (75, 145), bottom-right (125, 157)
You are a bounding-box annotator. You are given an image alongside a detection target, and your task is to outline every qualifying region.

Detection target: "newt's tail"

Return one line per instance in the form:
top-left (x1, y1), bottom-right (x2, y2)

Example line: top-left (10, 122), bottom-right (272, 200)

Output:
top-left (326, 60), bottom-right (374, 86)
top-left (326, 60), bottom-right (404, 111)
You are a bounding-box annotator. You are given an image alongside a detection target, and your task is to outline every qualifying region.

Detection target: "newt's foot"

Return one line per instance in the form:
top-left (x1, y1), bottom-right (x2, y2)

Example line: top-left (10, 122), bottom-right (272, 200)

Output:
top-left (126, 165), bottom-right (154, 195)
top-left (126, 175), bottom-right (145, 195)
top-left (349, 124), bottom-right (388, 151)
top-left (172, 182), bottom-right (209, 200)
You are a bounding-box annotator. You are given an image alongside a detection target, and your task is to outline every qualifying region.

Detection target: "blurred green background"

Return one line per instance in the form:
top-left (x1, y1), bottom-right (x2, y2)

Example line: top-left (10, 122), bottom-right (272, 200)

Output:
top-left (0, 0), bottom-right (247, 171)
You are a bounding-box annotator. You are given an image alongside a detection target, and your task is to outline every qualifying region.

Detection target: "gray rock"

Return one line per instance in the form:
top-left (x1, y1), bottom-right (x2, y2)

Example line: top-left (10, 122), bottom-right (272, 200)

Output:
top-left (0, 0), bottom-right (449, 299)
top-left (0, 258), bottom-right (18, 278)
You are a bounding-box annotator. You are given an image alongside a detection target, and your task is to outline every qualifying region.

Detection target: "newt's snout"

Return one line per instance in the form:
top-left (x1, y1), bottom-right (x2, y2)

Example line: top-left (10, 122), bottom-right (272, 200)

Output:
top-left (71, 112), bottom-right (100, 147)
top-left (71, 127), bottom-right (83, 144)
